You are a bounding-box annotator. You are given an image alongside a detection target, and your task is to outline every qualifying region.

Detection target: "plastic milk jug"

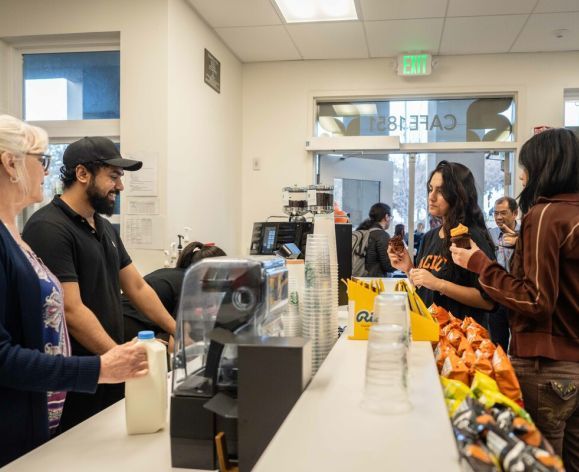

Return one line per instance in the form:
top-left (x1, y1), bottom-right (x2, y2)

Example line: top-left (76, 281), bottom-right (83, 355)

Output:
top-left (125, 331), bottom-right (168, 434)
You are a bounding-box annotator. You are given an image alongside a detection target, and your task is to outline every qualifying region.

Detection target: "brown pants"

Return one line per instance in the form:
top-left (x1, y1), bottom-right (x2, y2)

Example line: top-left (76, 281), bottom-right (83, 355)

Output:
top-left (511, 357), bottom-right (579, 471)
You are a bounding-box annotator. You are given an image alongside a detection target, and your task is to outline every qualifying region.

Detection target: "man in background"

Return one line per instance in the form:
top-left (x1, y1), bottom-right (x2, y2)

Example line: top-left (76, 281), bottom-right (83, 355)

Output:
top-left (488, 196), bottom-right (520, 350)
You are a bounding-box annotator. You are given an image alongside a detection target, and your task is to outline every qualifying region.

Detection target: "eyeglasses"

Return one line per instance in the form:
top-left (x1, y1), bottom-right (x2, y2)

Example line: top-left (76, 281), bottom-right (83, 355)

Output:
top-left (27, 153), bottom-right (52, 171)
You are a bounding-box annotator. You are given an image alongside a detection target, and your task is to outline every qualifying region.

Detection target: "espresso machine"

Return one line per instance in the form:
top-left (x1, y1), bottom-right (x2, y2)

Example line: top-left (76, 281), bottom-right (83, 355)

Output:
top-left (170, 256), bottom-right (312, 471)
top-left (249, 185), bottom-right (352, 304)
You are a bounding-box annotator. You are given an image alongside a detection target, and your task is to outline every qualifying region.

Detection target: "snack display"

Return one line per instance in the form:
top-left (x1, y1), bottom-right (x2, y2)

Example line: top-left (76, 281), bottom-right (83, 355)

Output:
top-left (433, 302), bottom-right (564, 471)
top-left (388, 234), bottom-right (405, 254)
top-left (450, 223), bottom-right (472, 249)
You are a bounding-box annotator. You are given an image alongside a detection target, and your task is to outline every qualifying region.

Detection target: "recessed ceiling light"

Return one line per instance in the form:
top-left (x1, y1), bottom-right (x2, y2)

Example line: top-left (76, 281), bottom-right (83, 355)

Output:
top-left (274, 0), bottom-right (358, 23)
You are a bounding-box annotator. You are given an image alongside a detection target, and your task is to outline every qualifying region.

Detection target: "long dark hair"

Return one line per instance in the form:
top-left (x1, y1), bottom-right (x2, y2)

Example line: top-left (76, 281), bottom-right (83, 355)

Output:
top-left (518, 128), bottom-right (579, 214)
top-left (357, 202), bottom-right (391, 230)
top-left (176, 241), bottom-right (226, 269)
top-left (428, 161), bottom-right (494, 269)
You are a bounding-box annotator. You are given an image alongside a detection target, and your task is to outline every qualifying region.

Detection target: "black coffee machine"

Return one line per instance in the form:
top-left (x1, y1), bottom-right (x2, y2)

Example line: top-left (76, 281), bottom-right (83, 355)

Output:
top-left (170, 256), bottom-right (312, 471)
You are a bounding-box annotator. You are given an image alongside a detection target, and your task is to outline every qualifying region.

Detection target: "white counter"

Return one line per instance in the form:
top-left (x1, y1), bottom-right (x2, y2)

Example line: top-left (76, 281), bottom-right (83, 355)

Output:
top-left (253, 338), bottom-right (460, 472)
top-left (5, 338), bottom-right (459, 472)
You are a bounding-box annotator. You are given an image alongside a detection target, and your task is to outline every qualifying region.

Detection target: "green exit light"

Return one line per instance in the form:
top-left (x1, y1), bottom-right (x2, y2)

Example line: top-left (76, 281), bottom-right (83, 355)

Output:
top-left (398, 53), bottom-right (432, 76)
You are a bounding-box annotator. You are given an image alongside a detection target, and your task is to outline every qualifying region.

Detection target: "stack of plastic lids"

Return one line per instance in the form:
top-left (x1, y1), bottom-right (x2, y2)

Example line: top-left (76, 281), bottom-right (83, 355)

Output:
top-left (302, 233), bottom-right (335, 374)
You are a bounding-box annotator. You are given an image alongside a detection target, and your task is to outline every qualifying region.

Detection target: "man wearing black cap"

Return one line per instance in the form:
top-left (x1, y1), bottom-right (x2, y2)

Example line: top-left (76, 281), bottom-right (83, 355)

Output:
top-left (22, 137), bottom-right (176, 431)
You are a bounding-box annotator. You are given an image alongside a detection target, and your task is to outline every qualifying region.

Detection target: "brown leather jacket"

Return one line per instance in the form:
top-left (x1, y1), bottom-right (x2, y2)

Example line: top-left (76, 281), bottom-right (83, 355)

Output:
top-left (468, 193), bottom-right (579, 361)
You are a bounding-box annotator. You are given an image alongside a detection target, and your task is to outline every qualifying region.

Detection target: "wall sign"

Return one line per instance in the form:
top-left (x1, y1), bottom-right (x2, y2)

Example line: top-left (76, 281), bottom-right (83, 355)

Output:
top-left (204, 48), bottom-right (220, 93)
top-left (397, 54), bottom-right (432, 76)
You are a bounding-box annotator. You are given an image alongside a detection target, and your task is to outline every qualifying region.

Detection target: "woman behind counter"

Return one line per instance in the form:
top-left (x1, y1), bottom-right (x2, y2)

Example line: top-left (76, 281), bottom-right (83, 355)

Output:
top-left (388, 161), bottom-right (496, 327)
top-left (0, 115), bottom-right (147, 466)
top-left (451, 128), bottom-right (579, 466)
top-left (123, 241), bottom-right (226, 343)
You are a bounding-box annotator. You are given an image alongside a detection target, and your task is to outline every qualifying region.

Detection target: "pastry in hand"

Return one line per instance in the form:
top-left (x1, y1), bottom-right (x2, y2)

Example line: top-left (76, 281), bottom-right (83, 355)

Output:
top-left (450, 223), bottom-right (472, 249)
top-left (388, 235), bottom-right (405, 254)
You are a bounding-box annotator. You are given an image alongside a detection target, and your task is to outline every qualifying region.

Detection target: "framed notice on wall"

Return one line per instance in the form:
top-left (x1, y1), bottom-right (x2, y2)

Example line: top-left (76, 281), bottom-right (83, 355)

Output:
top-left (204, 48), bottom-right (220, 93)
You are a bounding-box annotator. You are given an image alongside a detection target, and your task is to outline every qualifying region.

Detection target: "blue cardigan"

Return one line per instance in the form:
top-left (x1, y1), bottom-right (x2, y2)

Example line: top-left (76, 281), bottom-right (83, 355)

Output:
top-left (0, 222), bottom-right (100, 466)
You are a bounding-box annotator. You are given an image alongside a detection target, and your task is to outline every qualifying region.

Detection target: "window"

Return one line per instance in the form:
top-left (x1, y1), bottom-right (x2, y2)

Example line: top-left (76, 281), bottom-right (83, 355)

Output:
top-left (12, 37), bottom-right (121, 229)
top-left (564, 89), bottom-right (579, 135)
top-left (23, 51), bottom-right (120, 121)
top-left (316, 96), bottom-right (516, 143)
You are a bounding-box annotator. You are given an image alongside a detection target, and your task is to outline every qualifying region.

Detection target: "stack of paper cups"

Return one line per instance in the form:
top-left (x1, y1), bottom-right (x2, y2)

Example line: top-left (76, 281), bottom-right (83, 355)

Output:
top-left (313, 213), bottom-right (339, 343)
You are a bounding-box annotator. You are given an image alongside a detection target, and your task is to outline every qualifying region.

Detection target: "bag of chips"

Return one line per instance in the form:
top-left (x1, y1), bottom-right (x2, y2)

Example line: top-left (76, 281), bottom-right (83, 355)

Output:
top-left (474, 350), bottom-right (495, 378)
top-left (435, 339), bottom-right (456, 372)
top-left (463, 317), bottom-right (490, 339)
top-left (492, 346), bottom-right (523, 402)
top-left (441, 376), bottom-right (473, 416)
top-left (457, 336), bottom-right (471, 356)
top-left (430, 303), bottom-right (451, 328)
top-left (447, 328), bottom-right (465, 349)
top-left (478, 339), bottom-right (497, 357)
top-left (442, 352), bottom-right (471, 386)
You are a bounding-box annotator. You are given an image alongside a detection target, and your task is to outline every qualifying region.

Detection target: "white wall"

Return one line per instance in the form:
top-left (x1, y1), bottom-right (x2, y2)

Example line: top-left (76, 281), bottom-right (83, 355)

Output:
top-left (0, 0), bottom-right (243, 274)
top-left (167, 0), bottom-right (242, 261)
top-left (241, 52), bottom-right (579, 250)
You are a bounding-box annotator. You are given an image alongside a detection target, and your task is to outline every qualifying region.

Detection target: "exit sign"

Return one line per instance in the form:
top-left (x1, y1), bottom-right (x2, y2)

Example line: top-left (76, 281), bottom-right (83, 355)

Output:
top-left (397, 54), bottom-right (432, 76)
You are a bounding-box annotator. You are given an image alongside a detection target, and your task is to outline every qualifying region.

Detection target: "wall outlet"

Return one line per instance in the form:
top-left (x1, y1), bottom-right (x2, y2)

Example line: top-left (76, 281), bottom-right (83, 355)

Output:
top-left (252, 157), bottom-right (261, 171)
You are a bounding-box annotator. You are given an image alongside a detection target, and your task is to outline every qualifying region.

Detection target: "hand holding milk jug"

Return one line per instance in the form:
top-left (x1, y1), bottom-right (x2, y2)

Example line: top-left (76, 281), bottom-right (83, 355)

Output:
top-left (125, 331), bottom-right (168, 434)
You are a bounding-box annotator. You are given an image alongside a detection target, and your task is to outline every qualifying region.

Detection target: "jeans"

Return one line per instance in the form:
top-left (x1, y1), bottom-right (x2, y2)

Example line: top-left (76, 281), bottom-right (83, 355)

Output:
top-left (511, 356), bottom-right (579, 471)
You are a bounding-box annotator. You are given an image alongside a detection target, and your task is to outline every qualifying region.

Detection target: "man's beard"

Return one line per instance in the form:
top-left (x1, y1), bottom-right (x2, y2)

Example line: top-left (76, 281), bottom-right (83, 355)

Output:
top-left (87, 181), bottom-right (117, 217)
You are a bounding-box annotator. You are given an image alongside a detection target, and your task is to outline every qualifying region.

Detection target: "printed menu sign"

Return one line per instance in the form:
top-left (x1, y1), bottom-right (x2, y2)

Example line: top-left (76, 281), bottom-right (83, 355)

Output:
top-left (204, 48), bottom-right (220, 93)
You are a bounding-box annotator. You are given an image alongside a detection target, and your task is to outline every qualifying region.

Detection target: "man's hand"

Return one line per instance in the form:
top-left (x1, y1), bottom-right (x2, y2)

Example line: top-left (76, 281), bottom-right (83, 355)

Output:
top-left (98, 342), bottom-right (148, 384)
top-left (450, 240), bottom-right (480, 269)
top-left (500, 224), bottom-right (518, 247)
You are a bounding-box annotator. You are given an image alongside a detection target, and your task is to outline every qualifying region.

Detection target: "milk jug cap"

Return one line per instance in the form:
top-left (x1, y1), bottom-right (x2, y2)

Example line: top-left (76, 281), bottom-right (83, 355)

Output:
top-left (137, 330), bottom-right (155, 340)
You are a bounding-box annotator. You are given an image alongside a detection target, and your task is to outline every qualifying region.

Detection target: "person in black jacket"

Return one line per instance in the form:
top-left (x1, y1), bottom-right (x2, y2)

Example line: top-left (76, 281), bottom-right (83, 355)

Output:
top-left (356, 202), bottom-right (394, 277)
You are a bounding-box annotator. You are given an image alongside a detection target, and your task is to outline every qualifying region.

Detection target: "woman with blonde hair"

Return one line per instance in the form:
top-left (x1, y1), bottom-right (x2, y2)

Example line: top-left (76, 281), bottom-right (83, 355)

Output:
top-left (0, 115), bottom-right (148, 466)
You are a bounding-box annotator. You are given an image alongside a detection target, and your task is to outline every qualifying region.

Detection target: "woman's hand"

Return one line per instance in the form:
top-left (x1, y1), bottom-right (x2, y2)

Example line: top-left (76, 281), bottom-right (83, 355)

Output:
top-left (409, 268), bottom-right (441, 291)
top-left (500, 225), bottom-right (519, 247)
top-left (98, 341), bottom-right (148, 384)
top-left (387, 245), bottom-right (413, 273)
top-left (449, 240), bottom-right (480, 269)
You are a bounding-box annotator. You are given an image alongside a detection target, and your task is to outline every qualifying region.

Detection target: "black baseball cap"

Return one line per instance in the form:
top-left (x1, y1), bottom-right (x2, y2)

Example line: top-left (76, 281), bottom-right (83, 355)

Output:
top-left (63, 137), bottom-right (142, 171)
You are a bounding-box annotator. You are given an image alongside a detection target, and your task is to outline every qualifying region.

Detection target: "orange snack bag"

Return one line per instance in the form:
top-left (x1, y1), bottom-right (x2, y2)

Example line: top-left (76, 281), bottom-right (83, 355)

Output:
top-left (473, 349), bottom-right (494, 378)
top-left (492, 346), bottom-right (522, 401)
top-left (466, 331), bottom-right (485, 351)
top-left (463, 316), bottom-right (490, 339)
top-left (457, 336), bottom-right (471, 356)
top-left (430, 303), bottom-right (451, 328)
top-left (434, 339), bottom-right (456, 372)
top-left (441, 352), bottom-right (470, 386)
top-left (461, 345), bottom-right (476, 370)
top-left (478, 339), bottom-right (496, 357)
top-left (447, 329), bottom-right (465, 349)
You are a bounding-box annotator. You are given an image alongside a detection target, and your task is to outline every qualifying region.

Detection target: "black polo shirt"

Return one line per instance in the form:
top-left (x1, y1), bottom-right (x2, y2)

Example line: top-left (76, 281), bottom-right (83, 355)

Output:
top-left (22, 196), bottom-right (132, 356)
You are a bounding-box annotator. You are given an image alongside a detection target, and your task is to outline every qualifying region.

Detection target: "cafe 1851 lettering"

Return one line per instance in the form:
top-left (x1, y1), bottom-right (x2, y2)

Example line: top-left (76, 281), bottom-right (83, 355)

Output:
top-left (368, 114), bottom-right (457, 132)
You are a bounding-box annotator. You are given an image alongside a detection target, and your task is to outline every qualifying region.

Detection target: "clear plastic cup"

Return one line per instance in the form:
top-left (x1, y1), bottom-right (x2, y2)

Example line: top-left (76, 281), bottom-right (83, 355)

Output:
top-left (361, 324), bottom-right (411, 415)
top-left (373, 293), bottom-right (410, 344)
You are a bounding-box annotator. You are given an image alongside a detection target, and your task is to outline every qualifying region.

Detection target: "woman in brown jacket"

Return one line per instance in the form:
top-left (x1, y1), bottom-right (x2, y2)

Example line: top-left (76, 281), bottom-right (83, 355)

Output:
top-left (451, 128), bottom-right (579, 468)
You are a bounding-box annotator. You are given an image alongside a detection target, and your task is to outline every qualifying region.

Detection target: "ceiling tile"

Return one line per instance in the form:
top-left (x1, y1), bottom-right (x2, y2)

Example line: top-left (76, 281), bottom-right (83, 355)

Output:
top-left (534, 0), bottom-right (579, 13)
top-left (286, 22), bottom-right (368, 59)
top-left (511, 12), bottom-right (579, 51)
top-left (440, 15), bottom-right (527, 54)
top-left (188, 0), bottom-right (282, 28)
top-left (447, 0), bottom-right (536, 17)
top-left (365, 18), bottom-right (444, 57)
top-left (359, 0), bottom-right (448, 20)
top-left (215, 26), bottom-right (300, 62)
